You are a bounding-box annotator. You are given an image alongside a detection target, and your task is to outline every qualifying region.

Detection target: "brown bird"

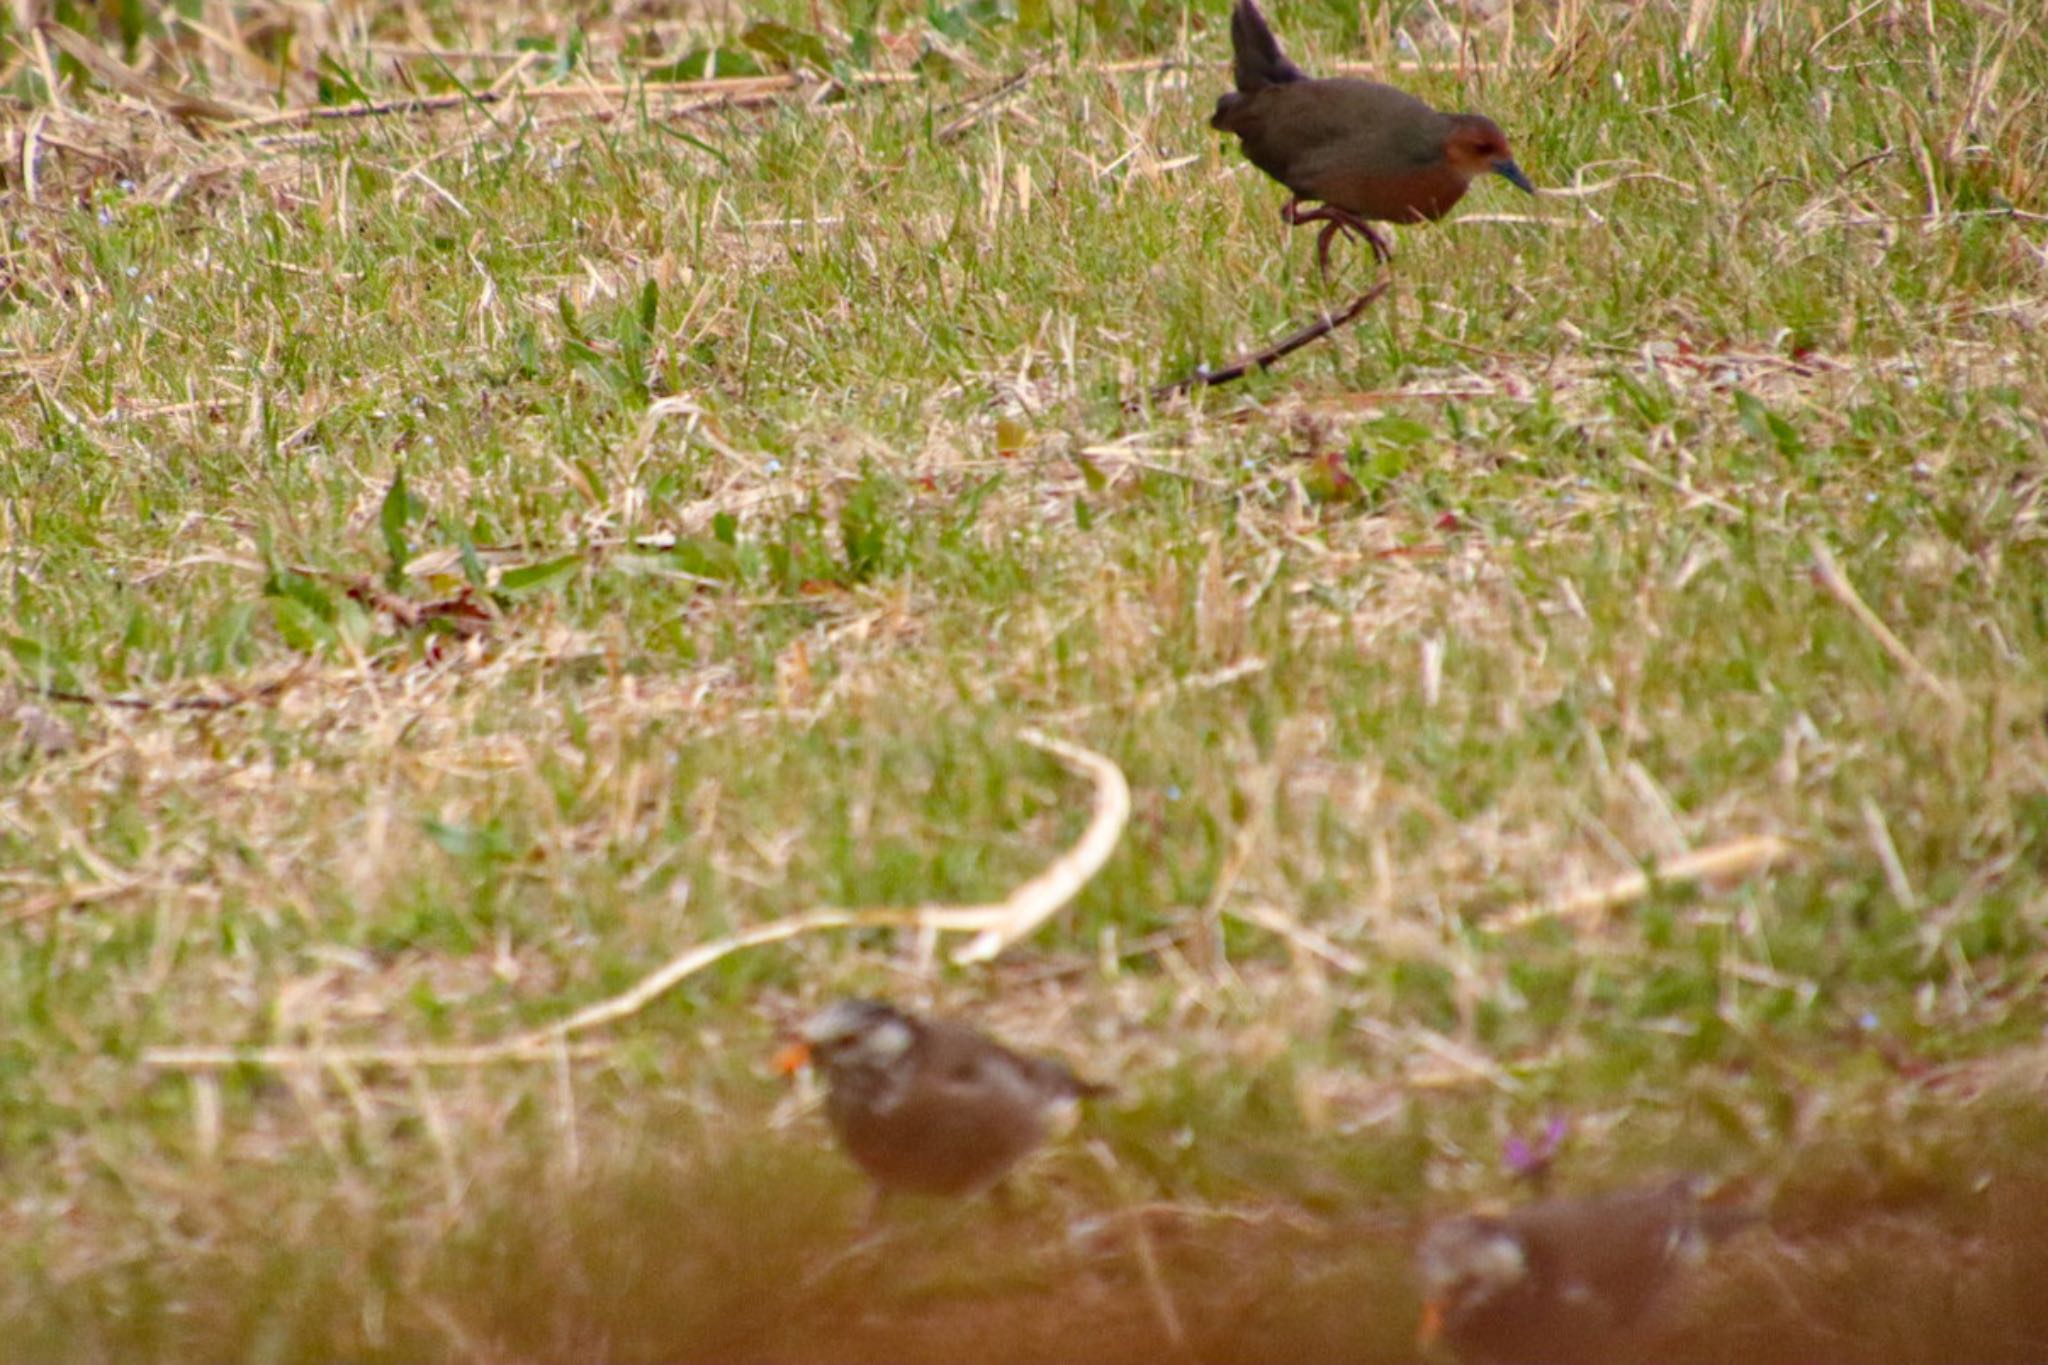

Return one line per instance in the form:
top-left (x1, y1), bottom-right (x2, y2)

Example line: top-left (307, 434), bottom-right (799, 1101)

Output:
top-left (1415, 1177), bottom-right (1759, 1365)
top-left (776, 999), bottom-right (1110, 1205)
top-left (1210, 0), bottom-right (1534, 271)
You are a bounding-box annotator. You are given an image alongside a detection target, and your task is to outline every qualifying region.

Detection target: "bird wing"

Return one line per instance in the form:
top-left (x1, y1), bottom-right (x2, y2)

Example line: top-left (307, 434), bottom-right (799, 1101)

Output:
top-left (1517, 1183), bottom-right (1708, 1328)
top-left (1284, 80), bottom-right (1453, 181)
top-left (1220, 78), bottom-right (1451, 200)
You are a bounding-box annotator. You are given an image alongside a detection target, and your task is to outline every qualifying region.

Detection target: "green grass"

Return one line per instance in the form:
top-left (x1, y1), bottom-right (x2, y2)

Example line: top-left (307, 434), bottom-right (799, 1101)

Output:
top-left (3, 0), bottom-right (2048, 1359)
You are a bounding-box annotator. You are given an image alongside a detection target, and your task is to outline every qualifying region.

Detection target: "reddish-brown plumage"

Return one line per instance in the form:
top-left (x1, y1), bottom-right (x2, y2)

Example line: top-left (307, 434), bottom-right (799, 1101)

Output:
top-left (1211, 0), bottom-right (1534, 269)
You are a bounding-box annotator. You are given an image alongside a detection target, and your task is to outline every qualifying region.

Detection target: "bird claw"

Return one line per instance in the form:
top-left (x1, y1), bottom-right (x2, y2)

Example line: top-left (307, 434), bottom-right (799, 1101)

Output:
top-left (1283, 201), bottom-right (1392, 277)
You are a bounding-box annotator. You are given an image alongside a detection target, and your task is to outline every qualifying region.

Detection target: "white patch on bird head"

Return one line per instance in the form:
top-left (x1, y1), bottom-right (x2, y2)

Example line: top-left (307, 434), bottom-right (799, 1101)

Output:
top-left (1040, 1094), bottom-right (1083, 1137)
top-left (1417, 1217), bottom-right (1529, 1313)
top-left (850, 1015), bottom-right (914, 1064)
top-left (800, 1000), bottom-right (915, 1064)
top-left (1665, 1221), bottom-right (1710, 1266)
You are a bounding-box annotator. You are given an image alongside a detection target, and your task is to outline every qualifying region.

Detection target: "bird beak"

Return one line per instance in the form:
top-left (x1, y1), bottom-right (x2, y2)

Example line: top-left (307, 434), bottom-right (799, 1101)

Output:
top-left (1494, 158), bottom-right (1535, 194)
top-left (773, 1040), bottom-right (812, 1076)
top-left (1416, 1298), bottom-right (1445, 1349)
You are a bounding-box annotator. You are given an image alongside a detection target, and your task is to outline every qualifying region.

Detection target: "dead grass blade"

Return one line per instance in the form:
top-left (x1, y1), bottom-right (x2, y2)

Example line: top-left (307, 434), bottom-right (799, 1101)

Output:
top-left (140, 730), bottom-right (1128, 1071)
top-left (1488, 834), bottom-right (1795, 932)
top-left (38, 22), bottom-right (259, 125)
top-left (952, 729), bottom-right (1132, 964)
top-left (1225, 902), bottom-right (1370, 975)
top-left (1808, 538), bottom-right (1964, 707)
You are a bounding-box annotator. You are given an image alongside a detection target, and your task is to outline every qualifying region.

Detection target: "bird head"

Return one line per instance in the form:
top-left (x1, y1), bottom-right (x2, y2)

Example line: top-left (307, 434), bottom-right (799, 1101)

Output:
top-left (1415, 1214), bottom-right (1529, 1348)
top-left (775, 998), bottom-right (918, 1078)
top-left (1445, 115), bottom-right (1535, 194)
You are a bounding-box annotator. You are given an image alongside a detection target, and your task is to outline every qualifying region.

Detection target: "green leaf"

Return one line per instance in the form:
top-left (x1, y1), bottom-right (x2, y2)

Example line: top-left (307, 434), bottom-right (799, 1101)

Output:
top-left (270, 596), bottom-right (337, 653)
top-left (554, 26), bottom-right (586, 79)
top-left (669, 534), bottom-right (743, 582)
top-left (740, 21), bottom-right (834, 72)
top-left (498, 553), bottom-right (584, 595)
top-left (1733, 389), bottom-right (1804, 458)
top-left (1366, 415), bottom-right (1435, 449)
top-left (557, 291), bottom-right (587, 342)
top-left (951, 473), bottom-right (1003, 526)
top-left (421, 817), bottom-right (517, 862)
top-left (562, 337), bottom-right (609, 369)
top-left (839, 468), bottom-right (897, 581)
top-left (653, 121), bottom-right (732, 168)
top-left (380, 467), bottom-right (413, 586)
top-left (263, 569), bottom-right (337, 621)
top-left (637, 278), bottom-right (660, 339)
top-left (3, 634), bottom-right (78, 692)
top-left (455, 528), bottom-right (488, 591)
top-left (315, 53), bottom-right (374, 106)
top-left (207, 601), bottom-right (259, 671)
top-left (647, 47), bottom-right (765, 81)
top-left (928, 0), bottom-right (1013, 41)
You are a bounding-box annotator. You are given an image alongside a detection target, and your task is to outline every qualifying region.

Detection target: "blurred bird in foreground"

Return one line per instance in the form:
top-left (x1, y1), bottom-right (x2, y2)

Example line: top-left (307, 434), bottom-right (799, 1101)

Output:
top-left (1416, 1176), bottom-right (1761, 1365)
top-left (776, 1000), bottom-right (1109, 1214)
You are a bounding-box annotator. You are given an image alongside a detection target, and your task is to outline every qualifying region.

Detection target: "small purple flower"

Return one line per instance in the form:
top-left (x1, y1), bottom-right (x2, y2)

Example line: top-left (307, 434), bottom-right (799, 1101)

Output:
top-left (1503, 1115), bottom-right (1570, 1180)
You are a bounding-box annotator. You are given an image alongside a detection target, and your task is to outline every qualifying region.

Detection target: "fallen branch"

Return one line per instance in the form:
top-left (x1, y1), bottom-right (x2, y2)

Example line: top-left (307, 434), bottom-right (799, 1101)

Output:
top-left (1148, 277), bottom-right (1392, 404)
top-left (1487, 834), bottom-right (1793, 932)
top-left (140, 729), bottom-right (1129, 1071)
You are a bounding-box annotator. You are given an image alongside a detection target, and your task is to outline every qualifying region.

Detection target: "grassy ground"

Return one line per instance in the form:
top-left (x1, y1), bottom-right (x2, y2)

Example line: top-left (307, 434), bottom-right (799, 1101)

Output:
top-left (3, 0), bottom-right (2047, 1360)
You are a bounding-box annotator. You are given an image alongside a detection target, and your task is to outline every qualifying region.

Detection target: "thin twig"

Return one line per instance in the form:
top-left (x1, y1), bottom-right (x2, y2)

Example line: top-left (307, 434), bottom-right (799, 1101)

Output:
top-left (225, 72), bottom-right (914, 132)
top-left (1148, 278), bottom-right (1393, 404)
top-left (29, 669), bottom-right (306, 713)
top-left (935, 64), bottom-right (1038, 143)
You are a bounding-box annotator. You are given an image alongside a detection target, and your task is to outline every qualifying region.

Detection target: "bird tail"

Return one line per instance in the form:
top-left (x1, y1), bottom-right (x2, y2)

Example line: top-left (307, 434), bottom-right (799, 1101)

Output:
top-left (1229, 0), bottom-right (1306, 92)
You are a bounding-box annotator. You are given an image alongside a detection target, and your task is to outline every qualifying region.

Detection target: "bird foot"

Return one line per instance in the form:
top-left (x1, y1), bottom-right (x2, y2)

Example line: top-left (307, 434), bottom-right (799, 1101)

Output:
top-left (1281, 201), bottom-right (1392, 277)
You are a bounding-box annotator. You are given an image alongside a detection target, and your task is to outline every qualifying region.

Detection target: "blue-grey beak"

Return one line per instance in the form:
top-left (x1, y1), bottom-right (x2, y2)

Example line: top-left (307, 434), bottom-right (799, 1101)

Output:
top-left (1495, 158), bottom-right (1535, 194)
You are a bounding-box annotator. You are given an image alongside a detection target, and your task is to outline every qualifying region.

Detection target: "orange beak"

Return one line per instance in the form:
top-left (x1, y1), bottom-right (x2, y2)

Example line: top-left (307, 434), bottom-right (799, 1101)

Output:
top-left (1417, 1298), bottom-right (1445, 1349)
top-left (773, 1040), bottom-right (812, 1076)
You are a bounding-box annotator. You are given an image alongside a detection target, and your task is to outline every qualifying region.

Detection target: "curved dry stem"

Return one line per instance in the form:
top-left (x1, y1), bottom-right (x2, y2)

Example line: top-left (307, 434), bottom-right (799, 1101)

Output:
top-left (140, 729), bottom-right (1129, 1071)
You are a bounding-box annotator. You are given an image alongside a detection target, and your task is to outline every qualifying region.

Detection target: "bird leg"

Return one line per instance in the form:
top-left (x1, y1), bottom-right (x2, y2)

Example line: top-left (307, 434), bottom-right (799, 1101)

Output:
top-left (1280, 199), bottom-right (1392, 276)
top-left (861, 1185), bottom-right (893, 1233)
